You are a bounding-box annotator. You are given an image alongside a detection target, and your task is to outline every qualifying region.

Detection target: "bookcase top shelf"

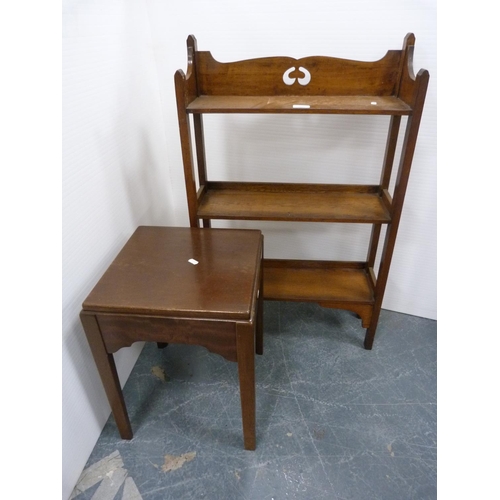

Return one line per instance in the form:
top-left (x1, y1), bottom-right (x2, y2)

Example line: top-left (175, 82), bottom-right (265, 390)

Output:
top-left (176, 33), bottom-right (427, 115)
top-left (186, 95), bottom-right (411, 115)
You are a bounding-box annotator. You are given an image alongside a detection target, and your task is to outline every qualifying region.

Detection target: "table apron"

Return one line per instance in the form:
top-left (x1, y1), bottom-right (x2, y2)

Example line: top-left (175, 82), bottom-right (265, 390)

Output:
top-left (94, 313), bottom-right (250, 362)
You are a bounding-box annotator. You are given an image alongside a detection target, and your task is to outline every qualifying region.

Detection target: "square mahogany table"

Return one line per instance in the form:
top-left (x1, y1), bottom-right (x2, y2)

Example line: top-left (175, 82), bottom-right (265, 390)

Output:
top-left (80, 226), bottom-right (263, 450)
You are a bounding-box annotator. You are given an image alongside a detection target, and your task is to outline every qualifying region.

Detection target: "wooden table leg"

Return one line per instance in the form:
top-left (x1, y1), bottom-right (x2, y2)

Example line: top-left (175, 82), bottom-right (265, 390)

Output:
top-left (80, 312), bottom-right (133, 439)
top-left (256, 247), bottom-right (264, 356)
top-left (236, 322), bottom-right (256, 450)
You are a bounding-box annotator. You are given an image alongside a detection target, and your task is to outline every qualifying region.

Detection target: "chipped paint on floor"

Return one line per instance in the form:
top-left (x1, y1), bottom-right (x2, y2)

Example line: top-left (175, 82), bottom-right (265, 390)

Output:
top-left (122, 477), bottom-right (143, 500)
top-left (151, 365), bottom-right (168, 382)
top-left (161, 452), bottom-right (196, 472)
top-left (71, 451), bottom-right (143, 500)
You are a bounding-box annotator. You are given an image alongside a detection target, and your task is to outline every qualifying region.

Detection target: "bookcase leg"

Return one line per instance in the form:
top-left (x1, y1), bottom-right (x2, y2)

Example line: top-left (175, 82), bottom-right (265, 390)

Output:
top-left (364, 115), bottom-right (402, 350)
top-left (363, 74), bottom-right (429, 349)
top-left (364, 314), bottom-right (380, 350)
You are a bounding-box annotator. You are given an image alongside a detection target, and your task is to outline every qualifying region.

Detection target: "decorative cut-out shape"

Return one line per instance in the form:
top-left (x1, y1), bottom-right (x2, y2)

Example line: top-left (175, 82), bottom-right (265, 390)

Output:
top-left (283, 67), bottom-right (296, 85)
top-left (297, 67), bottom-right (311, 86)
top-left (283, 66), bottom-right (311, 86)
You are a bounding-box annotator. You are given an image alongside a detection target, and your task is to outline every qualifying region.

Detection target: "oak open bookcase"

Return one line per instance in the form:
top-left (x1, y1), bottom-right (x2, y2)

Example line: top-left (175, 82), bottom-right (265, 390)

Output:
top-left (175, 34), bottom-right (429, 349)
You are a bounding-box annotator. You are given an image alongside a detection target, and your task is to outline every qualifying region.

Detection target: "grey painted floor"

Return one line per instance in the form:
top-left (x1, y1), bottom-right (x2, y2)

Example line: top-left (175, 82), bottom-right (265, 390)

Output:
top-left (71, 301), bottom-right (437, 500)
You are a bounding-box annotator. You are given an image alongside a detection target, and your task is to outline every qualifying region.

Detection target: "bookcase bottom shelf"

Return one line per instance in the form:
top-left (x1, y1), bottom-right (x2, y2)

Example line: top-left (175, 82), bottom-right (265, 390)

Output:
top-left (263, 259), bottom-right (375, 328)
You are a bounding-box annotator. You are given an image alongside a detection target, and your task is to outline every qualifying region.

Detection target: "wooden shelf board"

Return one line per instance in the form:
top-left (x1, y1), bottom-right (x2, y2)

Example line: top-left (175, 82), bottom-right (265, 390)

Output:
top-left (197, 182), bottom-right (391, 223)
top-left (263, 260), bottom-right (374, 303)
top-left (187, 95), bottom-right (412, 115)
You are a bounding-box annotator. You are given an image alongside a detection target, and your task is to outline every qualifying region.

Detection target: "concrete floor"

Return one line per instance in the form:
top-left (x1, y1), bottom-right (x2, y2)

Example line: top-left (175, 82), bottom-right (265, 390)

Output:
top-left (71, 301), bottom-right (437, 500)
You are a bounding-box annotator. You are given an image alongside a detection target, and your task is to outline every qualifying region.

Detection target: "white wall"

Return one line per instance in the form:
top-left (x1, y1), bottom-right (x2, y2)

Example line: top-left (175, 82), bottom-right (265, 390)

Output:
top-left (62, 1), bottom-right (177, 498)
top-left (62, 1), bottom-right (436, 498)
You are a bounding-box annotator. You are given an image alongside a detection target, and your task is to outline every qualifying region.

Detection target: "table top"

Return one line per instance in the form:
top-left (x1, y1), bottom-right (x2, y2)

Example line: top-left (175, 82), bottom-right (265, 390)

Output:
top-left (82, 226), bottom-right (262, 320)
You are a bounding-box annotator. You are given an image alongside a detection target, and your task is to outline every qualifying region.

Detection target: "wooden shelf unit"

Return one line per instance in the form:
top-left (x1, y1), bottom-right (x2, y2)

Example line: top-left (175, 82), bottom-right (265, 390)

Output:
top-left (175, 34), bottom-right (429, 349)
